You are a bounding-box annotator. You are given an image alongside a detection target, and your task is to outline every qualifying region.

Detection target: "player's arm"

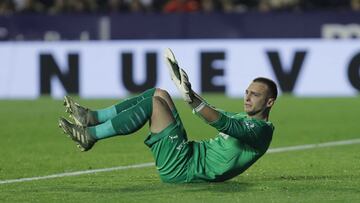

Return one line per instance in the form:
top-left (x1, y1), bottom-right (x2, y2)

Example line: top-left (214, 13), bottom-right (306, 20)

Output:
top-left (186, 89), bottom-right (256, 143)
top-left (187, 91), bottom-right (221, 123)
top-left (188, 91), bottom-right (247, 136)
top-left (165, 48), bottom-right (270, 149)
top-left (164, 48), bottom-right (223, 123)
top-left (209, 110), bottom-right (272, 150)
top-left (189, 91), bottom-right (267, 146)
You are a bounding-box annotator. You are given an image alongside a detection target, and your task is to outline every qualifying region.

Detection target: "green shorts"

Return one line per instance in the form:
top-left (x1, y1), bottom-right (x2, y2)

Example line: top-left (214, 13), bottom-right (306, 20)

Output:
top-left (144, 121), bottom-right (193, 183)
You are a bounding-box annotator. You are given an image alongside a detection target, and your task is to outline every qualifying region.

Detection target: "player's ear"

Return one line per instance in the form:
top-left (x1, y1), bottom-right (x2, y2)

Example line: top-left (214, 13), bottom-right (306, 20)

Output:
top-left (266, 98), bottom-right (275, 108)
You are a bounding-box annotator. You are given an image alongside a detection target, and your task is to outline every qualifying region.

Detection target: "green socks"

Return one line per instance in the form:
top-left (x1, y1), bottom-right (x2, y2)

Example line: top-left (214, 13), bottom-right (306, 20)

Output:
top-left (88, 97), bottom-right (153, 139)
top-left (91, 88), bottom-right (156, 123)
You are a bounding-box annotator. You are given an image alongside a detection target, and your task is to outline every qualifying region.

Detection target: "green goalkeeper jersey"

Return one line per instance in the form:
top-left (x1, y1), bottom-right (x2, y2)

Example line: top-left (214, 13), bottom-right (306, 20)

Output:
top-left (187, 111), bottom-right (274, 182)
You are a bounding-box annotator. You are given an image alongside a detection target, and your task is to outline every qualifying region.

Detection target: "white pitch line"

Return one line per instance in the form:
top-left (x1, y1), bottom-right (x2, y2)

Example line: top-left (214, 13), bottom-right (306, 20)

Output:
top-left (267, 138), bottom-right (360, 153)
top-left (0, 163), bottom-right (155, 185)
top-left (1, 138), bottom-right (359, 185)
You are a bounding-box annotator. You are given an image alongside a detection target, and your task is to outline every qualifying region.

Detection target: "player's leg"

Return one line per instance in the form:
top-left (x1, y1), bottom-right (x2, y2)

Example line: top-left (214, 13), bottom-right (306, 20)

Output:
top-left (87, 95), bottom-right (174, 139)
top-left (88, 88), bottom-right (185, 141)
top-left (60, 89), bottom-right (192, 182)
top-left (153, 88), bottom-right (186, 134)
top-left (149, 96), bottom-right (175, 133)
top-left (59, 94), bottom-right (176, 150)
top-left (144, 93), bottom-right (191, 183)
top-left (64, 88), bottom-right (156, 126)
top-left (92, 88), bottom-right (156, 124)
top-left (153, 88), bottom-right (175, 111)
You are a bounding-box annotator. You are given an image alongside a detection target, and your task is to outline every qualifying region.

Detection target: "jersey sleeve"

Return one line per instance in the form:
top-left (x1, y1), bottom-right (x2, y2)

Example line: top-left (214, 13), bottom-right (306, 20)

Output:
top-left (209, 112), bottom-right (273, 151)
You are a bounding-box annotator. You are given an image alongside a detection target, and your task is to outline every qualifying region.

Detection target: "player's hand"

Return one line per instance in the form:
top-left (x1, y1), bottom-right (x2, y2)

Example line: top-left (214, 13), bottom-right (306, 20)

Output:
top-left (164, 48), bottom-right (193, 102)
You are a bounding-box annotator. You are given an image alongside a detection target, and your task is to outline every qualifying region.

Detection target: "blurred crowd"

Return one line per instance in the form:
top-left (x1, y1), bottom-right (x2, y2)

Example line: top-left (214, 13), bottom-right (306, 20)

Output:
top-left (0, 0), bottom-right (360, 15)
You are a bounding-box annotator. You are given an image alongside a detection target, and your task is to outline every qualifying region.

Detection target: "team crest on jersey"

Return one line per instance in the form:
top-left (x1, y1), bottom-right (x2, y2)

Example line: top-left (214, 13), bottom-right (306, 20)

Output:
top-left (244, 121), bottom-right (257, 135)
top-left (244, 121), bottom-right (255, 129)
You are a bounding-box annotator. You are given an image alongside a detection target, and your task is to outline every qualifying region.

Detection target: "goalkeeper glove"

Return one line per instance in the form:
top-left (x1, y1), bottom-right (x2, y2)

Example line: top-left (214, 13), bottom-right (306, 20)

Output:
top-left (164, 48), bottom-right (193, 102)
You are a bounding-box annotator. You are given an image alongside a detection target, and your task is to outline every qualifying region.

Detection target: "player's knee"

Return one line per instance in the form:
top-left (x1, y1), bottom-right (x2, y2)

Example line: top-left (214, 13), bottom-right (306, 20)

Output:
top-left (154, 88), bottom-right (171, 99)
top-left (152, 96), bottom-right (167, 108)
top-left (151, 96), bottom-right (173, 123)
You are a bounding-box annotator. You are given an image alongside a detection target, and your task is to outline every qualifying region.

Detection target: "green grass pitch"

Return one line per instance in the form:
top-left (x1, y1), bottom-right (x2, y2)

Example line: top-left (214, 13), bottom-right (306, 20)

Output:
top-left (0, 95), bottom-right (359, 202)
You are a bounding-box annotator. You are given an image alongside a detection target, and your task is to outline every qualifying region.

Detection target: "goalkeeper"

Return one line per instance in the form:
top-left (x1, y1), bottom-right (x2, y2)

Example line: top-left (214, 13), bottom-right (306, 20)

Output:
top-left (59, 48), bottom-right (277, 183)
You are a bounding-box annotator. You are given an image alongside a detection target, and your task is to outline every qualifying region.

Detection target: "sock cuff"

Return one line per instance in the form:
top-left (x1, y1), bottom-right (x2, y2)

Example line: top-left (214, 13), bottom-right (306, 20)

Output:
top-left (88, 121), bottom-right (116, 140)
top-left (93, 106), bottom-right (117, 124)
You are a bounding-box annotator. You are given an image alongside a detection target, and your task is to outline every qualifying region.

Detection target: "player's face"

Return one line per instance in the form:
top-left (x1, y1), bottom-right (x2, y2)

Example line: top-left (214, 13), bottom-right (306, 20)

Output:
top-left (244, 82), bottom-right (273, 116)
